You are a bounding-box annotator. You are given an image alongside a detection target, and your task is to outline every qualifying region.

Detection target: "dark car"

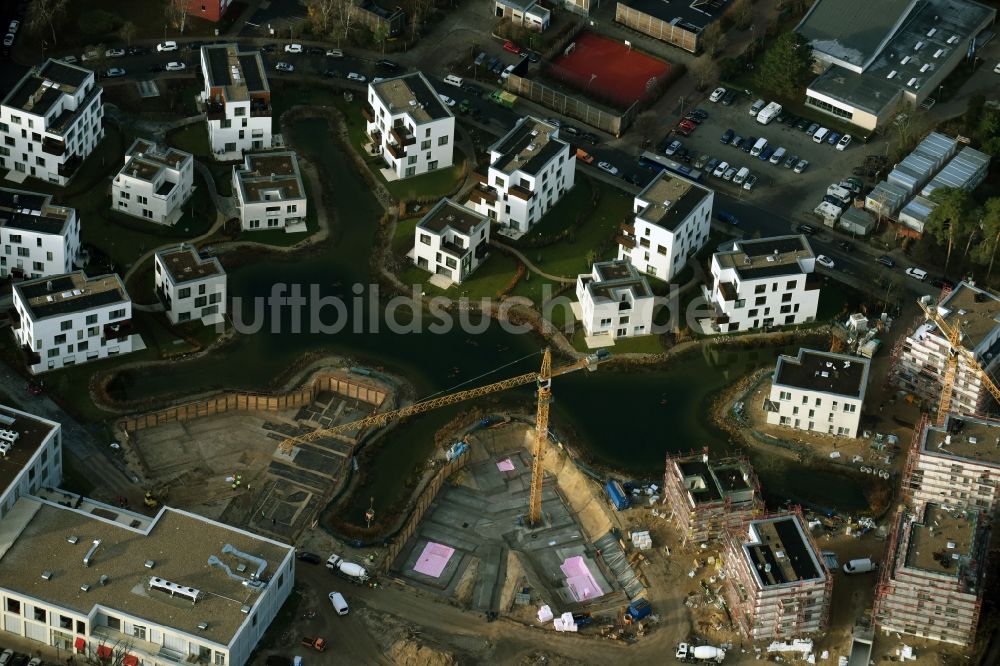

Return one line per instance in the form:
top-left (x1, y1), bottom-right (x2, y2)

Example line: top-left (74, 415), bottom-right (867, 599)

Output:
top-left (580, 132), bottom-right (599, 145)
top-left (377, 59), bottom-right (400, 69)
top-left (186, 41), bottom-right (205, 51)
top-left (823, 195), bottom-right (846, 206)
top-left (784, 154), bottom-right (798, 169)
top-left (260, 44), bottom-right (275, 53)
top-left (562, 125), bottom-right (580, 136)
top-left (720, 128), bottom-right (734, 144)
top-left (776, 110), bottom-right (788, 123)
top-left (741, 137), bottom-right (756, 153)
top-left (875, 254), bottom-right (896, 268)
top-left (323, 69), bottom-right (341, 78)
top-left (683, 112), bottom-right (702, 124)
top-left (149, 64), bottom-right (164, 73)
top-left (796, 223), bottom-right (818, 235)
top-left (795, 117), bottom-right (811, 131)
top-left (731, 134), bottom-right (744, 148)
top-left (838, 240), bottom-right (855, 252)
top-left (462, 83), bottom-right (481, 95)
top-left (783, 114), bottom-right (799, 127)
top-left (306, 46), bottom-right (325, 56)
top-left (717, 210), bottom-right (739, 225)
top-left (296, 551), bottom-right (322, 565)
top-left (486, 56), bottom-right (499, 71)
top-left (929, 276), bottom-right (956, 289)
top-left (758, 146), bottom-right (774, 161)
top-left (691, 108), bottom-right (708, 120)
top-left (624, 173), bottom-right (642, 186)
top-left (706, 157), bottom-right (720, 173)
top-left (523, 50), bottom-right (540, 63)
top-left (265, 656), bottom-right (292, 666)
top-left (128, 46), bottom-right (149, 56)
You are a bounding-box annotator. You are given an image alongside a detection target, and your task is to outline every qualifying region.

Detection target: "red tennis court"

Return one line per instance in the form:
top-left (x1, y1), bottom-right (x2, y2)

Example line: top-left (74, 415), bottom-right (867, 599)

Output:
top-left (549, 32), bottom-right (670, 108)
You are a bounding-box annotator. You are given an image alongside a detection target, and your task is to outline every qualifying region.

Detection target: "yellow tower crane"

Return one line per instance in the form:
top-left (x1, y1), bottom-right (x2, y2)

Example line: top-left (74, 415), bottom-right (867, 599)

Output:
top-left (917, 296), bottom-right (1000, 425)
top-left (278, 348), bottom-right (611, 525)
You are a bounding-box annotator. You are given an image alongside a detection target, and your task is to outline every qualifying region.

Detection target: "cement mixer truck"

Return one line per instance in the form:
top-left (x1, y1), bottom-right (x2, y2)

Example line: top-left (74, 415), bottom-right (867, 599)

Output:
top-left (676, 643), bottom-right (726, 663)
top-left (325, 554), bottom-right (370, 584)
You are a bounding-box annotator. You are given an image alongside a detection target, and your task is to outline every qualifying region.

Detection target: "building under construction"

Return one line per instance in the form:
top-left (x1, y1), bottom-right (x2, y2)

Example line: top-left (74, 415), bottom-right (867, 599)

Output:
top-left (722, 511), bottom-right (832, 641)
top-left (903, 413), bottom-right (1000, 515)
top-left (662, 452), bottom-right (763, 544)
top-left (873, 504), bottom-right (990, 646)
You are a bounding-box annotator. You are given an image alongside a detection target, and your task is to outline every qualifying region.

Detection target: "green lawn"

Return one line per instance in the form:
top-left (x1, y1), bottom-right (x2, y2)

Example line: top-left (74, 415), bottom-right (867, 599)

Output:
top-left (103, 78), bottom-right (201, 119)
top-left (125, 257), bottom-right (158, 305)
top-left (166, 125), bottom-right (235, 197)
top-left (234, 175), bottom-right (321, 246)
top-left (397, 250), bottom-right (526, 301)
top-left (392, 217), bottom-right (420, 254)
top-left (383, 159), bottom-right (467, 202)
top-left (569, 328), bottom-right (665, 354)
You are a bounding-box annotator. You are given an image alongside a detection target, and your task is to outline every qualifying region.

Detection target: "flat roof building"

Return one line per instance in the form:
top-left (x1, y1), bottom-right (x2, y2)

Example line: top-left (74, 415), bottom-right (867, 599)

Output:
top-left (615, 0), bottom-right (733, 53)
top-left (154, 245), bottom-right (227, 326)
top-left (233, 152), bottom-right (307, 233)
top-left (113, 138), bottom-right (195, 226)
top-left (575, 260), bottom-right (655, 342)
top-left (0, 187), bottom-right (80, 279)
top-left (413, 198), bottom-right (490, 284)
top-left (199, 44), bottom-right (272, 160)
top-left (0, 404), bottom-right (62, 522)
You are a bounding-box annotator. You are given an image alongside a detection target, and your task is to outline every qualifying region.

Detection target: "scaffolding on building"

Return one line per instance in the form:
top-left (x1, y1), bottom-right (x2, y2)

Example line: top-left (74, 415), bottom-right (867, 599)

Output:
top-left (900, 413), bottom-right (929, 504)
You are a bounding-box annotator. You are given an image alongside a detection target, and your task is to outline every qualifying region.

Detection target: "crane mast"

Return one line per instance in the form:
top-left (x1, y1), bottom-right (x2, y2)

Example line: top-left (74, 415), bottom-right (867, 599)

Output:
top-left (529, 349), bottom-right (553, 526)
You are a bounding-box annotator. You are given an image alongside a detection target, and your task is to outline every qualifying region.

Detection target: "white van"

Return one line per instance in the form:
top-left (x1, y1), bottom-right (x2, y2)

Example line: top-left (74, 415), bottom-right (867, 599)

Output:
top-left (843, 558), bottom-right (876, 574)
top-left (733, 166), bottom-right (750, 185)
top-left (769, 147), bottom-right (786, 165)
top-left (826, 184), bottom-right (852, 204)
top-left (443, 74), bottom-right (463, 88)
top-left (813, 127), bottom-right (829, 143)
top-left (750, 137), bottom-right (768, 157)
top-left (328, 591), bottom-right (349, 615)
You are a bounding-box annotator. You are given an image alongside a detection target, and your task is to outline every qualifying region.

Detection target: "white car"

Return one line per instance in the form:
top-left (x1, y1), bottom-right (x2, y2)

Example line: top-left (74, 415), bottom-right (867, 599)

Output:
top-left (994, 62), bottom-right (1000, 74)
top-left (597, 161), bottom-right (619, 176)
top-left (0, 650), bottom-right (13, 666)
top-left (105, 48), bottom-right (125, 58)
top-left (347, 72), bottom-right (366, 82)
top-left (438, 94), bottom-right (456, 107)
top-left (284, 43), bottom-right (303, 54)
top-left (709, 87), bottom-right (726, 102)
top-left (3, 33), bottom-right (13, 48)
top-left (275, 62), bottom-right (294, 72)
top-left (816, 255), bottom-right (835, 269)
top-left (104, 67), bottom-right (126, 78)
top-left (27, 659), bottom-right (42, 666)
top-left (157, 41), bottom-right (178, 52)
top-left (164, 61), bottom-right (186, 71)
top-left (326, 49), bottom-right (343, 58)
top-left (8, 20), bottom-right (19, 34)
top-left (836, 134), bottom-right (853, 151)
top-left (712, 161), bottom-right (729, 178)
top-left (905, 267), bottom-right (928, 281)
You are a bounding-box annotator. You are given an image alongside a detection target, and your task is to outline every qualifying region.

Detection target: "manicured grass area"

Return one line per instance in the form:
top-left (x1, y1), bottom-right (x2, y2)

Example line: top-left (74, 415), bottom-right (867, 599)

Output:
top-left (817, 280), bottom-right (850, 322)
top-left (397, 250), bottom-right (526, 301)
top-left (569, 327), bottom-right (665, 354)
top-left (392, 217), bottom-right (420, 255)
top-left (103, 79), bottom-right (201, 119)
top-left (232, 175), bottom-right (321, 246)
top-left (166, 125), bottom-right (235, 197)
top-left (383, 159), bottom-right (467, 202)
top-left (125, 258), bottom-right (158, 305)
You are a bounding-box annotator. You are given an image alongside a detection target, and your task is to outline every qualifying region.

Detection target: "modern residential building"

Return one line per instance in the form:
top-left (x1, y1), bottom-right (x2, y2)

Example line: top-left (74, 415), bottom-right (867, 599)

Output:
top-left (662, 453), bottom-right (763, 545)
top-left (615, 0), bottom-right (733, 52)
top-left (0, 59), bottom-right (104, 186)
top-left (494, 0), bottom-right (551, 31)
top-left (874, 504), bottom-right (989, 646)
top-left (0, 188), bottom-right (79, 279)
top-left (704, 235), bottom-right (819, 333)
top-left (0, 404), bottom-right (62, 522)
top-left (765, 349), bottom-right (870, 438)
top-left (618, 169), bottom-right (713, 282)
top-left (723, 512), bottom-right (832, 640)
top-left (154, 245), bottom-right (227, 326)
top-left (112, 138), bottom-right (194, 226)
top-left (892, 282), bottom-right (1000, 415)
top-left (904, 414), bottom-right (1000, 515)
top-left (796, 0), bottom-right (996, 130)
top-left (575, 260), bottom-right (655, 340)
top-left (11, 271), bottom-right (134, 375)
top-left (364, 73), bottom-right (455, 179)
top-left (233, 152), bottom-right (307, 232)
top-left (468, 117), bottom-right (574, 234)
top-left (183, 0), bottom-right (236, 22)
top-left (412, 198), bottom-right (490, 284)
top-left (199, 44), bottom-right (272, 160)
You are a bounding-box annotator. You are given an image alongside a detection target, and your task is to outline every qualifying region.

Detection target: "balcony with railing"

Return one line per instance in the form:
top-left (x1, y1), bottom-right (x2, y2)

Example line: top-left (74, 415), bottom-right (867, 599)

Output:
top-left (385, 142), bottom-right (406, 160)
top-left (8, 308), bottom-right (20, 330)
top-left (21, 344), bottom-right (40, 366)
top-left (42, 137), bottom-right (67, 156)
top-left (468, 184), bottom-right (498, 206)
top-left (362, 103), bottom-right (375, 122)
top-left (617, 234), bottom-right (635, 249)
top-left (509, 185), bottom-right (534, 201)
top-left (621, 222), bottom-right (635, 236)
top-left (58, 155), bottom-right (82, 179)
top-left (91, 625), bottom-right (207, 665)
top-left (390, 124), bottom-right (415, 146)
top-left (103, 319), bottom-right (133, 343)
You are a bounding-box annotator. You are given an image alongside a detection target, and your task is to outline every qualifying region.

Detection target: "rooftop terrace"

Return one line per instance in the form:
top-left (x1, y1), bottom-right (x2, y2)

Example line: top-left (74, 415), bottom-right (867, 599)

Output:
top-left (0, 188), bottom-right (73, 236)
top-left (716, 235), bottom-right (814, 280)
top-left (904, 504), bottom-right (978, 577)
top-left (417, 198), bottom-right (487, 236)
top-left (934, 281), bottom-right (1000, 354)
top-left (201, 44), bottom-right (269, 103)
top-left (490, 117), bottom-right (566, 176)
top-left (580, 260), bottom-right (653, 302)
top-left (15, 272), bottom-right (128, 320)
top-left (2, 59), bottom-right (92, 118)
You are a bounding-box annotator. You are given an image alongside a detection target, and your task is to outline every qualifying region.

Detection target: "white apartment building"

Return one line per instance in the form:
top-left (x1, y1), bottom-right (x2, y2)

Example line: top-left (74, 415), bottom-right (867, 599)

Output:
top-left (575, 260), bottom-right (655, 340)
top-left (12, 271), bottom-right (134, 375)
top-left (412, 198), bottom-right (490, 284)
top-left (233, 152), bottom-right (307, 232)
top-left (154, 245), bottom-right (227, 326)
top-left (0, 405), bottom-right (62, 522)
top-left (112, 138), bottom-right (194, 226)
top-left (0, 59), bottom-right (104, 186)
top-left (704, 235), bottom-right (820, 333)
top-left (765, 349), bottom-right (870, 438)
top-left (893, 282), bottom-right (1000, 416)
top-left (906, 414), bottom-right (1000, 516)
top-left (0, 188), bottom-right (79, 279)
top-left (199, 44), bottom-right (272, 160)
top-left (364, 72), bottom-right (455, 179)
top-left (618, 170), bottom-right (713, 282)
top-left (468, 117), bottom-right (574, 234)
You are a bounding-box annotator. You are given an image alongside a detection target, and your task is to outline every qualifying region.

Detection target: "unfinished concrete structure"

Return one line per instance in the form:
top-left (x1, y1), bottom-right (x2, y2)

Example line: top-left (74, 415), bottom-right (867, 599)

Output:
top-left (723, 512), bottom-right (831, 640)
top-left (904, 414), bottom-right (1000, 515)
top-left (874, 504), bottom-right (990, 646)
top-left (662, 452), bottom-right (763, 545)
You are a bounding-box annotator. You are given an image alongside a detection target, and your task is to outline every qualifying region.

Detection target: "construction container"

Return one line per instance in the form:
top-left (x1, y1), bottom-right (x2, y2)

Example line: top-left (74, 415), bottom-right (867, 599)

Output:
top-left (888, 154), bottom-right (935, 195)
top-left (921, 146), bottom-right (991, 197)
top-left (626, 598), bottom-right (652, 621)
top-left (839, 207), bottom-right (877, 237)
top-left (865, 181), bottom-right (908, 217)
top-left (605, 479), bottom-right (630, 511)
top-left (913, 131), bottom-right (958, 170)
top-left (898, 195), bottom-right (937, 234)
top-left (814, 201), bottom-right (844, 226)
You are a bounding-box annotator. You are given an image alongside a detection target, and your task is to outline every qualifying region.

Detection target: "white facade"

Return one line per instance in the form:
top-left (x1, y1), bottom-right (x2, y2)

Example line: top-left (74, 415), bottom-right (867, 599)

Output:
top-left (470, 117), bottom-right (574, 233)
top-left (0, 188), bottom-right (79, 279)
top-left (704, 235), bottom-right (819, 333)
top-left (575, 260), bottom-right (655, 340)
top-left (0, 59), bottom-right (104, 186)
top-left (365, 73), bottom-right (455, 179)
top-left (112, 139), bottom-right (194, 226)
top-left (154, 245), bottom-right (227, 325)
top-left (765, 349), bottom-right (870, 438)
top-left (0, 405), bottom-right (62, 522)
top-left (893, 282), bottom-right (1000, 415)
top-left (12, 271), bottom-right (134, 375)
top-left (412, 198), bottom-right (490, 284)
top-left (618, 170), bottom-right (712, 282)
top-left (233, 152), bottom-right (307, 232)
top-left (200, 44), bottom-right (272, 160)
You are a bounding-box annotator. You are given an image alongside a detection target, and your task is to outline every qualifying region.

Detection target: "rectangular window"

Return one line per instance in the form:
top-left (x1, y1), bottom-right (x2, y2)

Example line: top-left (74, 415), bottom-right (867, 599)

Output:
top-left (133, 625), bottom-right (146, 640)
top-left (107, 617), bottom-right (121, 631)
top-left (438, 135), bottom-right (449, 146)
top-left (6, 599), bottom-right (19, 614)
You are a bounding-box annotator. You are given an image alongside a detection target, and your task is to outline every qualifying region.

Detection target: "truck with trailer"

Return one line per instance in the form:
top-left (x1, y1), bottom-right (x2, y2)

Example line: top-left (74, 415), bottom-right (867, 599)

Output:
top-left (756, 101), bottom-right (782, 125)
top-left (605, 479), bottom-right (630, 511)
top-left (326, 554), bottom-right (370, 584)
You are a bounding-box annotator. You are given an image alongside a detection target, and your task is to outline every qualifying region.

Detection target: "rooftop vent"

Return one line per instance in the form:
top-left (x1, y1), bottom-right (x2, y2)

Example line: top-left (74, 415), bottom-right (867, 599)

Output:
top-left (907, 77), bottom-right (918, 87)
top-left (933, 49), bottom-right (944, 58)
top-left (80, 584), bottom-right (90, 592)
top-left (144, 560), bottom-right (155, 569)
top-left (887, 70), bottom-right (898, 79)
top-left (913, 41), bottom-right (923, 51)
top-left (900, 56), bottom-right (910, 65)
top-left (99, 575), bottom-right (109, 586)
top-left (41, 571), bottom-right (53, 581)
top-left (240, 605), bottom-right (251, 614)
top-left (83, 539), bottom-right (101, 567)
top-left (0, 415), bottom-right (13, 427)
top-left (197, 622), bottom-right (209, 631)
top-left (149, 577), bottom-right (202, 603)
top-left (67, 535), bottom-right (79, 545)
top-left (920, 64), bottom-right (931, 73)
top-left (947, 35), bottom-right (959, 44)
top-left (926, 28), bottom-right (937, 37)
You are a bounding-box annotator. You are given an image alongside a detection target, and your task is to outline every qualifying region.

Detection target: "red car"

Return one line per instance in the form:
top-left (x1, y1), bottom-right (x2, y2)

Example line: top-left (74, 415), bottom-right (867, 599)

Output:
top-left (503, 41), bottom-right (521, 54)
top-left (674, 124), bottom-right (692, 136)
top-left (678, 119), bottom-right (697, 131)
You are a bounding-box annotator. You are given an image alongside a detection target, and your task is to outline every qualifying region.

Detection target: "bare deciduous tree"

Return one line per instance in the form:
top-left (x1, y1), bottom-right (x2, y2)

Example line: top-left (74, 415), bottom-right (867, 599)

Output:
top-left (689, 56), bottom-right (720, 91)
top-left (731, 0), bottom-right (753, 30)
top-left (700, 22), bottom-right (727, 59)
top-left (164, 0), bottom-right (189, 34)
top-left (119, 21), bottom-right (137, 48)
top-left (27, 0), bottom-right (68, 47)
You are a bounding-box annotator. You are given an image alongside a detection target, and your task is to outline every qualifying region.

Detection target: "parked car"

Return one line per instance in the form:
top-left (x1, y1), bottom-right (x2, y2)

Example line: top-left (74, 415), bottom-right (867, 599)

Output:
top-left (796, 223), bottom-right (818, 235)
top-left (875, 255), bottom-right (896, 268)
top-left (717, 210), bottom-right (739, 225)
top-left (105, 47), bottom-right (125, 57)
top-left (929, 276), bottom-right (956, 289)
top-left (795, 117), bottom-right (812, 131)
top-left (186, 41), bottom-right (204, 51)
top-left (837, 134), bottom-right (853, 151)
top-left (347, 72), bottom-right (366, 82)
top-left (758, 146), bottom-right (774, 161)
top-left (743, 174), bottom-right (758, 191)
top-left (438, 94), bottom-right (456, 107)
top-left (297, 551), bottom-right (323, 564)
top-left (683, 112), bottom-right (703, 124)
top-left (62, 54), bottom-right (79, 64)
top-left (721, 89), bottom-right (737, 105)
top-left (838, 240), bottom-right (855, 252)
top-left (731, 134), bottom-right (744, 148)
top-left (691, 108), bottom-right (708, 120)
top-left (805, 122), bottom-right (819, 135)
top-left (104, 67), bottom-right (126, 78)
top-left (665, 139), bottom-right (682, 156)
top-left (326, 49), bottom-right (344, 58)
top-left (323, 69), bottom-right (341, 78)
top-left (905, 267), bottom-right (928, 281)
top-left (823, 195), bottom-right (846, 207)
top-left (157, 41), bottom-right (178, 52)
top-left (561, 125), bottom-right (580, 136)
top-left (741, 137), bottom-right (756, 153)
top-left (523, 50), bottom-right (540, 63)
top-left (720, 128), bottom-right (734, 144)
top-left (275, 62), bottom-right (294, 72)
top-left (580, 132), bottom-right (600, 145)
top-left (674, 124), bottom-right (692, 137)
top-left (306, 46), bottom-right (325, 55)
top-left (705, 158), bottom-right (720, 173)
top-left (749, 98), bottom-right (766, 116)
top-left (127, 46), bottom-right (149, 56)
top-left (694, 153), bottom-right (710, 169)
top-left (827, 131), bottom-right (841, 146)
top-left (503, 40), bottom-right (521, 54)
top-left (793, 159), bottom-right (809, 173)
top-left (709, 87), bottom-right (726, 102)
top-left (4, 33), bottom-right (16, 47)
top-left (0, 650), bottom-right (13, 666)
top-left (817, 255), bottom-right (835, 269)
top-left (284, 43), bottom-right (303, 53)
top-left (722, 166), bottom-right (737, 181)
top-left (8, 20), bottom-right (20, 34)
top-left (712, 161), bottom-right (729, 178)
top-left (377, 59), bottom-right (400, 69)
top-left (597, 161), bottom-right (619, 175)
top-left (783, 113), bottom-right (799, 127)
top-left (164, 61), bottom-right (186, 71)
